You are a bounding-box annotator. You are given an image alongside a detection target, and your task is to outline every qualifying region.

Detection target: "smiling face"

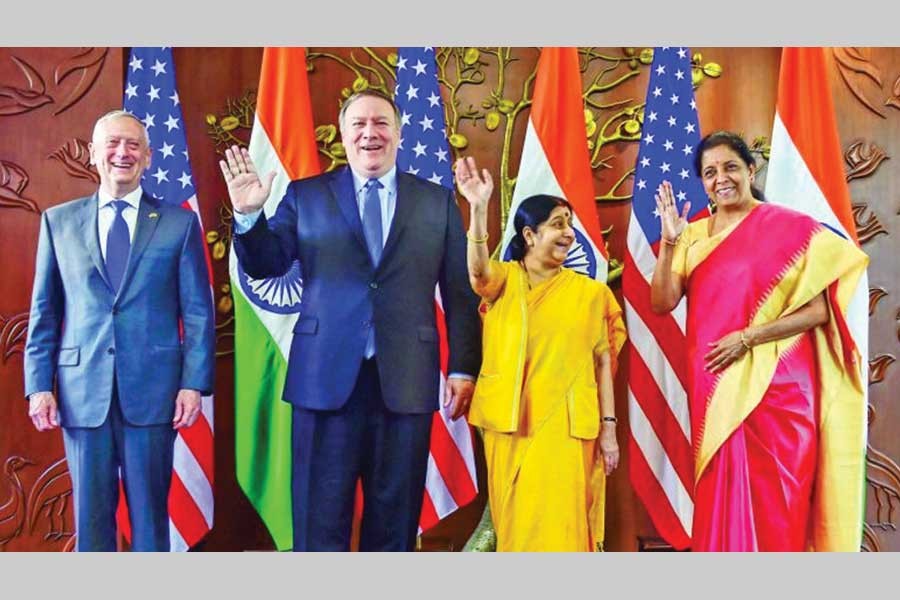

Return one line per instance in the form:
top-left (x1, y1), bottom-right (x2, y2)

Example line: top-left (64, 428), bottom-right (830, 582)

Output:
top-left (699, 144), bottom-right (756, 209)
top-left (339, 94), bottom-right (400, 179)
top-left (523, 205), bottom-right (575, 267)
top-left (89, 114), bottom-right (151, 198)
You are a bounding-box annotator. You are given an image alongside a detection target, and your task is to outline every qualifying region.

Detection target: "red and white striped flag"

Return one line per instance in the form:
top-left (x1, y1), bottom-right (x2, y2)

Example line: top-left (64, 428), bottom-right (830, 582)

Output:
top-left (393, 47), bottom-right (479, 532)
top-left (121, 47), bottom-right (215, 550)
top-left (623, 47), bottom-right (708, 550)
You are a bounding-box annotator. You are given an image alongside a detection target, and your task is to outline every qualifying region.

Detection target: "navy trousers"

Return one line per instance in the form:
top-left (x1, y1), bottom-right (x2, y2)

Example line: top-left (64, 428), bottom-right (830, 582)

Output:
top-left (291, 357), bottom-right (433, 551)
top-left (62, 386), bottom-right (176, 552)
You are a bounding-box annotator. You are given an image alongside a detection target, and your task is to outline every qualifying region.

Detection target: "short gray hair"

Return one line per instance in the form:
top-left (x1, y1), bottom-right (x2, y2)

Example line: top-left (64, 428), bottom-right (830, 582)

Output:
top-left (338, 89), bottom-right (401, 130)
top-left (92, 109), bottom-right (150, 147)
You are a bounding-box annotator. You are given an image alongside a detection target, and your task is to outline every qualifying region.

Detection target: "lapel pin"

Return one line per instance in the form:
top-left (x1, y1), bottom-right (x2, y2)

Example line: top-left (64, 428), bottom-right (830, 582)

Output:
top-left (149, 212), bottom-right (159, 219)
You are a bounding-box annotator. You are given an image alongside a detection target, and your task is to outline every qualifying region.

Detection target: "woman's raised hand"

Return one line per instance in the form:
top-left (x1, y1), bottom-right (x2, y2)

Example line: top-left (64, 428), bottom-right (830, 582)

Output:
top-left (455, 156), bottom-right (493, 211)
top-left (655, 180), bottom-right (690, 243)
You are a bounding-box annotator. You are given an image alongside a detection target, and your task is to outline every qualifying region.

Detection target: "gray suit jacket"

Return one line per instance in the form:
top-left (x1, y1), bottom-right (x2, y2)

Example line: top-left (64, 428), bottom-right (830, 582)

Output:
top-left (233, 166), bottom-right (481, 414)
top-left (24, 192), bottom-right (215, 427)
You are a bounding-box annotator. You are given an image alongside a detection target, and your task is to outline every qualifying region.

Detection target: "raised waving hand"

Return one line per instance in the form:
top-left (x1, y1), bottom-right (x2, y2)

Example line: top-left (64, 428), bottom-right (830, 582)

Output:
top-left (655, 180), bottom-right (690, 243)
top-left (218, 145), bottom-right (276, 214)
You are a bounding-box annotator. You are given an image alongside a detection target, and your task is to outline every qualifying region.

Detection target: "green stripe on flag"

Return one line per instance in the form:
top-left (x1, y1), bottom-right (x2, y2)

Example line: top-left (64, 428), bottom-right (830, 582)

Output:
top-left (233, 286), bottom-right (293, 551)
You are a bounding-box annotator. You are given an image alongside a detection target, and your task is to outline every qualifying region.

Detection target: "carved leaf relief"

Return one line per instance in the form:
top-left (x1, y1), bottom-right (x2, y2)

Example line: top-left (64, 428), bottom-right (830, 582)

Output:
top-left (27, 458), bottom-right (74, 542)
top-left (0, 56), bottom-right (52, 116)
top-left (886, 74), bottom-right (900, 111)
top-left (0, 49), bottom-right (107, 118)
top-left (851, 203), bottom-right (887, 245)
top-left (52, 47), bottom-right (107, 116)
top-left (868, 287), bottom-right (887, 316)
top-left (833, 48), bottom-right (886, 118)
top-left (0, 312), bottom-right (29, 362)
top-left (862, 524), bottom-right (882, 551)
top-left (0, 159), bottom-right (40, 213)
top-left (869, 354), bottom-right (895, 384)
top-left (844, 140), bottom-right (889, 182)
top-left (49, 138), bottom-right (99, 183)
top-left (867, 444), bottom-right (900, 532)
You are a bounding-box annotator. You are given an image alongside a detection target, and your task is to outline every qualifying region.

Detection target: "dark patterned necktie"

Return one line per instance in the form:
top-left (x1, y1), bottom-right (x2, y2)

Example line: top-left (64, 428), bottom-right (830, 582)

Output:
top-left (105, 200), bottom-right (131, 292)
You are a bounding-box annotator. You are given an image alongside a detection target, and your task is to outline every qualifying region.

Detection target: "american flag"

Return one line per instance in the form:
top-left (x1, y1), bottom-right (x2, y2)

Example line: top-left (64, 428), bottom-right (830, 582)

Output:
top-left (623, 47), bottom-right (708, 550)
top-left (394, 47), bottom-right (479, 533)
top-left (122, 47), bottom-right (215, 551)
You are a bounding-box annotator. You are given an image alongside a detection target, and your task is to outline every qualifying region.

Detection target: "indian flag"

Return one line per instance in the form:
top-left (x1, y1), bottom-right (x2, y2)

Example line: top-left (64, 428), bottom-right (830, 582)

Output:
top-left (231, 47), bottom-right (321, 551)
top-left (766, 46), bottom-right (869, 551)
top-left (500, 47), bottom-right (608, 282)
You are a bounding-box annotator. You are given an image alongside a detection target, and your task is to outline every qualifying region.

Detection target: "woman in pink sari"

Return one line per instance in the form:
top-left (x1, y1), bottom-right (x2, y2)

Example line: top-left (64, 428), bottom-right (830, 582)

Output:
top-left (650, 131), bottom-right (868, 551)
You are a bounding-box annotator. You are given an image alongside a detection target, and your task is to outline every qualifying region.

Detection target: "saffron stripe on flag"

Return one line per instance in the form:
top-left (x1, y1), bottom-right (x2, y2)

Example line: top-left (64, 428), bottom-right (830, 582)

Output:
top-left (233, 47), bottom-right (321, 551)
top-left (501, 47), bottom-right (608, 282)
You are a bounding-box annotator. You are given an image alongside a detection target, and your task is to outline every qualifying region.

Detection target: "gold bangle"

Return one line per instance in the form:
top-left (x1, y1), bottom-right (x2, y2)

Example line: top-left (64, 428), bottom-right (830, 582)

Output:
top-left (661, 235), bottom-right (680, 246)
top-left (740, 329), bottom-right (752, 350)
top-left (466, 231), bottom-right (489, 244)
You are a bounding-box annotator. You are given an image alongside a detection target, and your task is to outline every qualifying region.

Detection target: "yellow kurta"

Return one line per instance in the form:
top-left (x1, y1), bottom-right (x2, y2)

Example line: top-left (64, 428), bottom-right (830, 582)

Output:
top-left (469, 261), bottom-right (626, 551)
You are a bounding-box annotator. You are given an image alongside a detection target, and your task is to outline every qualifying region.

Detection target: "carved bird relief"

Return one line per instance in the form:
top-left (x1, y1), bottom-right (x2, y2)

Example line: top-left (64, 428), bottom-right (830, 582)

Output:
top-left (27, 457), bottom-right (74, 542)
top-left (0, 456), bottom-right (32, 549)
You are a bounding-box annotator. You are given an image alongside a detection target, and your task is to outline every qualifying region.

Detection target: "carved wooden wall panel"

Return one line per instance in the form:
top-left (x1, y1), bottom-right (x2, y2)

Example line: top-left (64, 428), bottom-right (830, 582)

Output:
top-left (831, 47), bottom-right (900, 553)
top-left (4, 47), bottom-right (897, 552)
top-left (0, 47), bottom-right (122, 551)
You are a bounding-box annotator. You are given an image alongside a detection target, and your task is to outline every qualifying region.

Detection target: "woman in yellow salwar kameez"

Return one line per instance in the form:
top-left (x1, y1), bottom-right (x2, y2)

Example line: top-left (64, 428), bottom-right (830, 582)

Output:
top-left (455, 157), bottom-right (626, 551)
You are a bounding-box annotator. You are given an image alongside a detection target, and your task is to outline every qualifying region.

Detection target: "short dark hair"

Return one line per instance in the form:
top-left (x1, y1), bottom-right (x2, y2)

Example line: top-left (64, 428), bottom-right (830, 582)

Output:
top-left (508, 194), bottom-right (573, 261)
top-left (694, 130), bottom-right (766, 202)
top-left (338, 89), bottom-right (401, 130)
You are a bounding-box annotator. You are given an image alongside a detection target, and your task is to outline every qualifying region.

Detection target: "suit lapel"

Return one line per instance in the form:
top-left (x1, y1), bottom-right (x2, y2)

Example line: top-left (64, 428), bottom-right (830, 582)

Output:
top-left (79, 192), bottom-right (115, 293)
top-left (116, 193), bottom-right (161, 296)
top-left (379, 172), bottom-right (416, 269)
top-left (328, 167), bottom-right (369, 254)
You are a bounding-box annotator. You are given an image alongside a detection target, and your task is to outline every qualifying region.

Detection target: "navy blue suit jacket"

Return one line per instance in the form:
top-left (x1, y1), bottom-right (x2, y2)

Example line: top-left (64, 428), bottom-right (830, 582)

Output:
top-left (24, 193), bottom-right (215, 427)
top-left (233, 167), bottom-right (481, 414)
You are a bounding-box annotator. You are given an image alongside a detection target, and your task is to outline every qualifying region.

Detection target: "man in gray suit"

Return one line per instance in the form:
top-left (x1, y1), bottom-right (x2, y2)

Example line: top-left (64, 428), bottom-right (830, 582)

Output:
top-left (24, 110), bottom-right (215, 551)
top-left (221, 90), bottom-right (481, 551)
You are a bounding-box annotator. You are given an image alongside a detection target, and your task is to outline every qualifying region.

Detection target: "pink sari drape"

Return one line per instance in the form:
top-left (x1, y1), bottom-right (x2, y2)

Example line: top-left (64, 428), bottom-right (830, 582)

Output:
top-left (685, 204), bottom-right (821, 551)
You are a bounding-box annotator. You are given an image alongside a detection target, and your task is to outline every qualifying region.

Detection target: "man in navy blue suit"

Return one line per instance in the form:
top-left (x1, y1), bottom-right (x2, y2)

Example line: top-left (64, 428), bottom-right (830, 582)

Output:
top-left (221, 90), bottom-right (481, 551)
top-left (24, 111), bottom-right (215, 551)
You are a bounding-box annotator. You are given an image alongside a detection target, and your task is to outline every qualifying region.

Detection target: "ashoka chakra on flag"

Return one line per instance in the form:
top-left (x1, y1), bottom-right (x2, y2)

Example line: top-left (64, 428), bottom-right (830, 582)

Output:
top-left (237, 259), bottom-right (304, 314)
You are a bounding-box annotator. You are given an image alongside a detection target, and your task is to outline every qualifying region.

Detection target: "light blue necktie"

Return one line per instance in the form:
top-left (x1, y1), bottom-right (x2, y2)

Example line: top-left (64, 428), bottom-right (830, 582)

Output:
top-left (361, 178), bottom-right (384, 266)
top-left (105, 200), bottom-right (131, 292)
top-left (361, 179), bottom-right (383, 358)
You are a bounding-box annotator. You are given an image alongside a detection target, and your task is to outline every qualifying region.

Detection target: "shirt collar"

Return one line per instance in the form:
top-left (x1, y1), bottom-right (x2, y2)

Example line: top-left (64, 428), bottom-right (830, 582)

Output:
top-left (98, 186), bottom-right (143, 210)
top-left (349, 165), bottom-right (397, 196)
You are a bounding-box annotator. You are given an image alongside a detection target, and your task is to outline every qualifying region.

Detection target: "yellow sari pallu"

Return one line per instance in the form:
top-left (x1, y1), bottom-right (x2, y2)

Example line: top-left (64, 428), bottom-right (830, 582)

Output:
top-left (469, 261), bottom-right (626, 551)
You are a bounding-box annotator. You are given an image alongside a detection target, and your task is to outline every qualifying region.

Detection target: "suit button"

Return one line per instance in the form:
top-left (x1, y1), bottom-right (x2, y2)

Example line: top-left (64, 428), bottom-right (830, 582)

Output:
top-left (107, 347), bottom-right (115, 355)
top-left (112, 307), bottom-right (118, 315)
top-left (369, 282), bottom-right (378, 289)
